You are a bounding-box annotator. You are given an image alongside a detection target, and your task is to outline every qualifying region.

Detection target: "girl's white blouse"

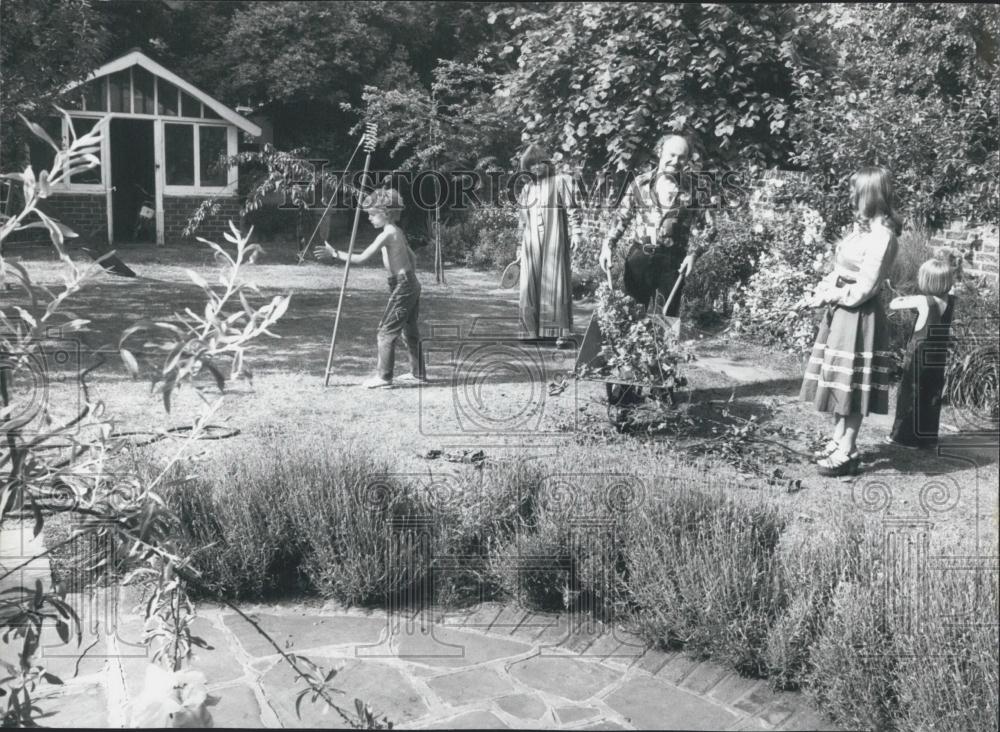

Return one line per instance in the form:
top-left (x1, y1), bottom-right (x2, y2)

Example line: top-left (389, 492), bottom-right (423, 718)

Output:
top-left (818, 220), bottom-right (897, 307)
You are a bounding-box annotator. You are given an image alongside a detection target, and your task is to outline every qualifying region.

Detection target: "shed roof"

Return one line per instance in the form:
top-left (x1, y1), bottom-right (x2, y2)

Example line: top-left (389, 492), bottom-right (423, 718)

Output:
top-left (62, 49), bottom-right (262, 137)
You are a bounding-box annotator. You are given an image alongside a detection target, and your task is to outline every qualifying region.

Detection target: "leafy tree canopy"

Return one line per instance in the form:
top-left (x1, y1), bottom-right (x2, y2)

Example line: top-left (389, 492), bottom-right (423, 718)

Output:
top-left (492, 3), bottom-right (807, 173)
top-left (0, 0), bottom-right (110, 162)
top-left (789, 3), bottom-right (1000, 229)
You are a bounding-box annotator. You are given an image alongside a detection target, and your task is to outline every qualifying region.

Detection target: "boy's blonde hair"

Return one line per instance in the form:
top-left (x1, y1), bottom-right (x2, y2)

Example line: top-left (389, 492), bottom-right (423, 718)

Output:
top-left (361, 187), bottom-right (404, 223)
top-left (918, 257), bottom-right (954, 297)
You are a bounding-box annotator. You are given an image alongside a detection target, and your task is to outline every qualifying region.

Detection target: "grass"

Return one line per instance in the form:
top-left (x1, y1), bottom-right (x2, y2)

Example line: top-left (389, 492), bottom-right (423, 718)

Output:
top-left (12, 242), bottom-right (996, 731)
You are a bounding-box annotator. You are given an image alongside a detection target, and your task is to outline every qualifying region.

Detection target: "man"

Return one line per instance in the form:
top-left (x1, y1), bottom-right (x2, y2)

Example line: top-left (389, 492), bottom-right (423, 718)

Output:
top-left (599, 134), bottom-right (714, 317)
top-left (597, 134), bottom-right (715, 424)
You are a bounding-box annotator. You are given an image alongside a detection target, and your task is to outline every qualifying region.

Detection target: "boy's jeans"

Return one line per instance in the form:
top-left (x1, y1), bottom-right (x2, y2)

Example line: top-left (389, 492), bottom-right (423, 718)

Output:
top-left (377, 272), bottom-right (425, 381)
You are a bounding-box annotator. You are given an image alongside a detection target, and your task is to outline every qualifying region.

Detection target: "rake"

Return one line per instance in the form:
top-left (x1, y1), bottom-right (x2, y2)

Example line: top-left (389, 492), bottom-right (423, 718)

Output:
top-left (323, 121), bottom-right (378, 387)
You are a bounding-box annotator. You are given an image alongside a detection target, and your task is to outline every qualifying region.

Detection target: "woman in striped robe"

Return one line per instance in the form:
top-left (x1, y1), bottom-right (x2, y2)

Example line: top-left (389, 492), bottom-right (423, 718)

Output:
top-left (517, 144), bottom-right (583, 346)
top-left (801, 166), bottom-right (901, 477)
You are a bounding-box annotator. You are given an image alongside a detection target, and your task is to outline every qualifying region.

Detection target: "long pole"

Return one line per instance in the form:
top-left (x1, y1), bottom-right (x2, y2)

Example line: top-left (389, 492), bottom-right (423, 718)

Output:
top-left (324, 122), bottom-right (377, 386)
top-left (297, 135), bottom-right (366, 263)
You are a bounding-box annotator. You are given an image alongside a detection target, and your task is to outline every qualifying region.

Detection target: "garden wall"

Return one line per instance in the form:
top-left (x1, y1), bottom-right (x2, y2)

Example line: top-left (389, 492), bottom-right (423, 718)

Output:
top-left (929, 221), bottom-right (999, 280)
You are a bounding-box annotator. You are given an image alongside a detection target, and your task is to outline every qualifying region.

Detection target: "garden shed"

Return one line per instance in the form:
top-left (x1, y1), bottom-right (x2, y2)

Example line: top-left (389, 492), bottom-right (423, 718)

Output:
top-left (28, 49), bottom-right (261, 246)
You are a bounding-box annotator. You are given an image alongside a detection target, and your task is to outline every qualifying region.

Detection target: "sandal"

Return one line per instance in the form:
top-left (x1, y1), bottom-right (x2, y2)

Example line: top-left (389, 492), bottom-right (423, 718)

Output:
top-left (812, 440), bottom-right (840, 462)
top-left (817, 449), bottom-right (861, 477)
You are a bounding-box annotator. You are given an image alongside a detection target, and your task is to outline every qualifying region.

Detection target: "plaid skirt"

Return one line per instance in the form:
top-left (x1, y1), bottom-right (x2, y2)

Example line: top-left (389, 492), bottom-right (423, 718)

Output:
top-left (800, 297), bottom-right (893, 416)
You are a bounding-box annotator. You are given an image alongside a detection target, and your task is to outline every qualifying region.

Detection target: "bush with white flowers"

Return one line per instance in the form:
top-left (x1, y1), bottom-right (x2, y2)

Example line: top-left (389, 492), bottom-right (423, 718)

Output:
top-left (731, 204), bottom-right (831, 354)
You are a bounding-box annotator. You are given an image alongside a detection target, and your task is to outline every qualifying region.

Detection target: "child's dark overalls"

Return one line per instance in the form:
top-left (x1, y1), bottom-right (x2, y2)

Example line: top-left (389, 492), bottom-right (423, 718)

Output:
top-left (890, 294), bottom-right (955, 447)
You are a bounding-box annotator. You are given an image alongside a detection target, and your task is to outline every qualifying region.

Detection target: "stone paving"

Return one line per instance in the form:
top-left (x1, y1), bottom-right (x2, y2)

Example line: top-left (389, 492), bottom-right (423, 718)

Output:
top-left (12, 592), bottom-right (843, 730)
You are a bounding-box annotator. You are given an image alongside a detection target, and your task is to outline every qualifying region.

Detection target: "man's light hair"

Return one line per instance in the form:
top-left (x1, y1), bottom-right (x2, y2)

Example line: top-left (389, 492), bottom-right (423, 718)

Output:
top-left (657, 134), bottom-right (691, 158)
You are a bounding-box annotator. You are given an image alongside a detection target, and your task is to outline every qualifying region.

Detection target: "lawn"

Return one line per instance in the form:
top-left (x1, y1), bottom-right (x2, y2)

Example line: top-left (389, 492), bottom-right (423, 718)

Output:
top-left (9, 237), bottom-right (998, 557)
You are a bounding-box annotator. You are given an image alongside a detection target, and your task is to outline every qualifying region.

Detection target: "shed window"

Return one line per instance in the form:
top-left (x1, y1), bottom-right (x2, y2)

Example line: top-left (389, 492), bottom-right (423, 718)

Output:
top-left (180, 91), bottom-right (200, 118)
top-left (199, 126), bottom-right (228, 186)
top-left (133, 67), bottom-right (155, 115)
top-left (109, 70), bottom-right (130, 113)
top-left (68, 118), bottom-right (102, 184)
top-left (82, 78), bottom-right (107, 112)
top-left (165, 123), bottom-right (194, 185)
top-left (157, 78), bottom-right (179, 116)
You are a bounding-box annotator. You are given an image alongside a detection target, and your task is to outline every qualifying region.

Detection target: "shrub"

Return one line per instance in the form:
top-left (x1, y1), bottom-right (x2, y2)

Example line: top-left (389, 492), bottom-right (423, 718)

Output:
top-left (156, 432), bottom-right (999, 732)
top-left (169, 458), bottom-right (306, 599)
top-left (165, 436), bottom-right (423, 605)
top-left (764, 514), bottom-right (870, 690)
top-left (431, 457), bottom-right (546, 605)
top-left (802, 525), bottom-right (1000, 732)
top-left (489, 531), bottom-right (569, 610)
top-left (465, 204), bottom-right (521, 270)
top-left (284, 448), bottom-right (428, 606)
top-left (437, 204), bottom-right (520, 269)
top-left (944, 275), bottom-right (1000, 421)
top-left (626, 486), bottom-right (787, 675)
top-left (486, 470), bottom-right (631, 615)
top-left (805, 572), bottom-right (900, 730)
top-left (892, 549), bottom-right (999, 732)
top-left (685, 207), bottom-right (772, 319)
top-left (731, 203), bottom-right (830, 353)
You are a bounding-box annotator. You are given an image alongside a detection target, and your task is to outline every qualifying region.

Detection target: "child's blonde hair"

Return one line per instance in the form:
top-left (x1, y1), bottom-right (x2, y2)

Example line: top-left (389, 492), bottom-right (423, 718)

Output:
top-left (362, 187), bottom-right (404, 223)
top-left (917, 257), bottom-right (954, 297)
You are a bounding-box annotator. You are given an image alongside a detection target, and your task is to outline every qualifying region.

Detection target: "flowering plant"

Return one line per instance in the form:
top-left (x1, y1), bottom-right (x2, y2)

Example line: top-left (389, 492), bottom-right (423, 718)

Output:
top-left (731, 204), bottom-right (832, 354)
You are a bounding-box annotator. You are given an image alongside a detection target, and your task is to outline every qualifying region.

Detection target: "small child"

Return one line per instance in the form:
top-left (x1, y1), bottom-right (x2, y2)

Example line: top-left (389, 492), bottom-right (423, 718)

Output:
top-left (886, 256), bottom-right (956, 448)
top-left (316, 188), bottom-right (426, 388)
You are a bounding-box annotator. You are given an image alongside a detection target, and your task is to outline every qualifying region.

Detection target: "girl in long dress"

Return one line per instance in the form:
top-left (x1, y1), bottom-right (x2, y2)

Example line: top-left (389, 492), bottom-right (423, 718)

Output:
top-left (801, 166), bottom-right (901, 477)
top-left (517, 144), bottom-right (582, 345)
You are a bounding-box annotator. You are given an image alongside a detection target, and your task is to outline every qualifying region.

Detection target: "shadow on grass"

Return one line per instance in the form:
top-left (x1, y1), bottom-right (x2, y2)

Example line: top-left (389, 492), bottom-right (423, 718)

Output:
top-left (40, 269), bottom-right (536, 381)
top-left (863, 439), bottom-right (998, 475)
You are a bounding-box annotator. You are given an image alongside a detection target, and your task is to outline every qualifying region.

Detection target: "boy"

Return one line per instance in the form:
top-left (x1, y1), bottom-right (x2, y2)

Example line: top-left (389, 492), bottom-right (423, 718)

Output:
top-left (315, 188), bottom-right (426, 388)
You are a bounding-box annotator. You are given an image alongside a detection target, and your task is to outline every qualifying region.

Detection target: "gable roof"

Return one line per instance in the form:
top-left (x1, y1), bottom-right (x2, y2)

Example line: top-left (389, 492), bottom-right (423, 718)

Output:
top-left (62, 49), bottom-right (262, 137)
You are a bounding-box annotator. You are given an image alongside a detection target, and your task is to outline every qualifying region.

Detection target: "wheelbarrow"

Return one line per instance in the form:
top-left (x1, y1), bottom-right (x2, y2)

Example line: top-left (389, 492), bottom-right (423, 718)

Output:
top-left (574, 265), bottom-right (688, 431)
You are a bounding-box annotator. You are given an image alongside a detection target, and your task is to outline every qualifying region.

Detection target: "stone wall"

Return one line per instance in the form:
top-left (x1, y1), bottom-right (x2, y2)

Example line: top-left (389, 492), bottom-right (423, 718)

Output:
top-left (929, 221), bottom-right (999, 281)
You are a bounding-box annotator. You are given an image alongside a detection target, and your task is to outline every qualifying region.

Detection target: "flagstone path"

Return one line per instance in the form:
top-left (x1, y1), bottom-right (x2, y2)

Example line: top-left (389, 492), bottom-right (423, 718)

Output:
top-left (15, 588), bottom-right (842, 730)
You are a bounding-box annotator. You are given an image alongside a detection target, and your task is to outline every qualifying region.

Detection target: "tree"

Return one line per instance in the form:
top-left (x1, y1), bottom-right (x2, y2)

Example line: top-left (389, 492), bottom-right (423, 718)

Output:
top-left (0, 0), bottom-right (110, 165)
top-left (202, 1), bottom-right (446, 156)
top-left (493, 3), bottom-right (805, 173)
top-left (788, 3), bottom-right (1000, 231)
